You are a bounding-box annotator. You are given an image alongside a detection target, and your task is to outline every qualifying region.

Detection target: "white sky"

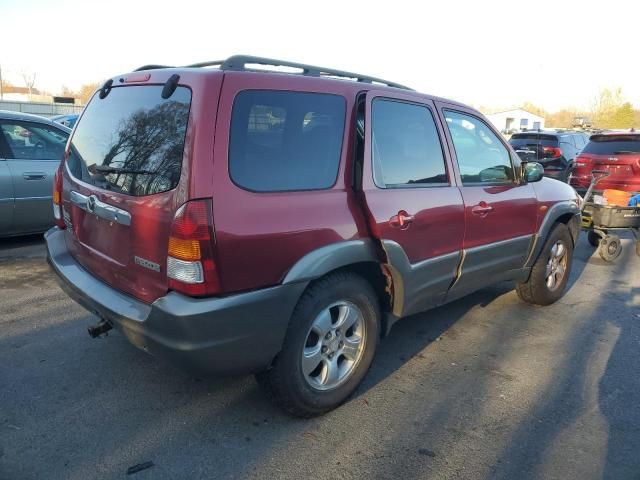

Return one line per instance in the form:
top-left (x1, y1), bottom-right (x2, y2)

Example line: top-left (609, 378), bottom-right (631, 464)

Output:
top-left (1, 0), bottom-right (639, 111)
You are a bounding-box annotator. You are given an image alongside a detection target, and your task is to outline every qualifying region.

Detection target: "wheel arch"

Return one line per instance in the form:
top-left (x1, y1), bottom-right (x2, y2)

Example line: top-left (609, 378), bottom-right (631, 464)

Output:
top-left (282, 240), bottom-right (395, 336)
top-left (525, 201), bottom-right (580, 268)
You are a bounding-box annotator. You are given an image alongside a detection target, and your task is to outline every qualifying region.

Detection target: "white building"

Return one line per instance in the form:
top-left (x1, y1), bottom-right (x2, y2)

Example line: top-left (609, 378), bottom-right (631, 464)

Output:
top-left (486, 109), bottom-right (545, 133)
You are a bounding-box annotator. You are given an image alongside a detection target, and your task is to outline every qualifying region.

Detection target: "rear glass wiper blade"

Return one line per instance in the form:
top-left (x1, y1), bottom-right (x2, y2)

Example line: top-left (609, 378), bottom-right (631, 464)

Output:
top-left (94, 165), bottom-right (155, 175)
top-left (612, 150), bottom-right (639, 154)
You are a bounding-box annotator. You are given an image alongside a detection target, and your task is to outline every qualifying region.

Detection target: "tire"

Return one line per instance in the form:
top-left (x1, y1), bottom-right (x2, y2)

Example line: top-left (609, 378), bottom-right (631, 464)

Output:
top-left (598, 235), bottom-right (622, 262)
top-left (587, 230), bottom-right (601, 247)
top-left (636, 241), bottom-right (640, 258)
top-left (516, 223), bottom-right (574, 306)
top-left (256, 272), bottom-right (380, 417)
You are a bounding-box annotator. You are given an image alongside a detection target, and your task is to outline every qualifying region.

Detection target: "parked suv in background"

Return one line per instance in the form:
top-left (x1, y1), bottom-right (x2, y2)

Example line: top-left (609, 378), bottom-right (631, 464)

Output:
top-left (571, 132), bottom-right (640, 194)
top-left (509, 130), bottom-right (590, 182)
top-left (46, 56), bottom-right (581, 417)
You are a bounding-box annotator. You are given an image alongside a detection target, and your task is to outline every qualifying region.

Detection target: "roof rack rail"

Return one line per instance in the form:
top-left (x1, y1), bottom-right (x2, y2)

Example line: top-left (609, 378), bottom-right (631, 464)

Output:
top-left (134, 64), bottom-right (173, 72)
top-left (135, 55), bottom-right (412, 90)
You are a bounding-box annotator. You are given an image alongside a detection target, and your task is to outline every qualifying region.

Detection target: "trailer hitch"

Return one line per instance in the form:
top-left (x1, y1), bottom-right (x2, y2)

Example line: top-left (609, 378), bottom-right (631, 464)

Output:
top-left (87, 319), bottom-right (113, 338)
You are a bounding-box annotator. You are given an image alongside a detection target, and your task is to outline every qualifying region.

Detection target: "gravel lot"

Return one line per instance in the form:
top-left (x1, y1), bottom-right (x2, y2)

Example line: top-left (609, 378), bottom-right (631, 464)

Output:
top-left (1, 233), bottom-right (639, 480)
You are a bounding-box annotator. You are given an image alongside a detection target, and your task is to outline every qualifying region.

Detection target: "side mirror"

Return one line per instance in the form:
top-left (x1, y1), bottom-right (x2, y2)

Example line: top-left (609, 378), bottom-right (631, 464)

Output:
top-left (521, 161), bottom-right (544, 183)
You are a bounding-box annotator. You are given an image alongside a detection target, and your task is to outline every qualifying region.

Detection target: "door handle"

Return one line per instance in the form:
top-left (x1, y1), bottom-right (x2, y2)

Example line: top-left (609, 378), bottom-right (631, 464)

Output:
top-left (23, 172), bottom-right (46, 180)
top-left (471, 203), bottom-right (494, 216)
top-left (389, 210), bottom-right (415, 229)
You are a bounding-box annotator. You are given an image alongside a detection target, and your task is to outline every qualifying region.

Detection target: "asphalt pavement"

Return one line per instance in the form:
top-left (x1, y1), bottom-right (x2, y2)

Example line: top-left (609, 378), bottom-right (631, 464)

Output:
top-left (0, 233), bottom-right (639, 480)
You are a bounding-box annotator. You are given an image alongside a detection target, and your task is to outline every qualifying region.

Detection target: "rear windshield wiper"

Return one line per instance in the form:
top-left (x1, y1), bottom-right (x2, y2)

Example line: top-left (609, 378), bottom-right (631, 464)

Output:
top-left (94, 165), bottom-right (155, 175)
top-left (613, 150), bottom-right (639, 154)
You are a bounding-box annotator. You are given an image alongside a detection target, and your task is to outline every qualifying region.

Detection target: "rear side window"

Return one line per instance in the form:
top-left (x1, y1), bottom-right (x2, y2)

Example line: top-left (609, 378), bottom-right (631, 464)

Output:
top-left (371, 99), bottom-right (447, 187)
top-left (229, 91), bottom-right (346, 192)
top-left (582, 135), bottom-right (640, 155)
top-left (67, 85), bottom-right (191, 196)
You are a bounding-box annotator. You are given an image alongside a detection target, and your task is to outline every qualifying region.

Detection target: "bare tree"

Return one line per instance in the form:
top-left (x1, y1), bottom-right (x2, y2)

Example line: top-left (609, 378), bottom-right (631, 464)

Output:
top-left (21, 71), bottom-right (37, 98)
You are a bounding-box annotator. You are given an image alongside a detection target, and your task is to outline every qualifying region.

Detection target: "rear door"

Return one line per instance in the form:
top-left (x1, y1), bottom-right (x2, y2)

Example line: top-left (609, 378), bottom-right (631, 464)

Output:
top-left (61, 79), bottom-right (208, 303)
top-left (361, 91), bottom-right (465, 316)
top-left (437, 105), bottom-right (537, 299)
top-left (0, 121), bottom-right (68, 233)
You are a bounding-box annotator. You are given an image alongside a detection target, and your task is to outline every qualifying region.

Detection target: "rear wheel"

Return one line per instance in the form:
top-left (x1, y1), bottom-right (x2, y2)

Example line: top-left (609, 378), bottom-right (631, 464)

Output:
top-left (516, 223), bottom-right (574, 306)
top-left (256, 272), bottom-right (380, 417)
top-left (599, 235), bottom-right (622, 262)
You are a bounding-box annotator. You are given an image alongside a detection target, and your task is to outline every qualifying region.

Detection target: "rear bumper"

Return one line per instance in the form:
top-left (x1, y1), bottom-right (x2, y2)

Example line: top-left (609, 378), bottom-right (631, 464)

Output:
top-left (45, 227), bottom-right (306, 376)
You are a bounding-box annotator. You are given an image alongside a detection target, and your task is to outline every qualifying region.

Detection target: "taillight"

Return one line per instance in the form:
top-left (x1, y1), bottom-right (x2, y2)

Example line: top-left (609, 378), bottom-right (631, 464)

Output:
top-left (167, 199), bottom-right (221, 297)
top-left (52, 164), bottom-right (65, 229)
top-left (543, 146), bottom-right (563, 158)
top-left (574, 155), bottom-right (592, 168)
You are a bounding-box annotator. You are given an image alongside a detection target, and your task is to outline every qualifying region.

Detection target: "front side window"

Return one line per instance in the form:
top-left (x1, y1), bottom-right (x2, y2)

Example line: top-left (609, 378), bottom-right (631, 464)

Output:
top-left (0, 122), bottom-right (68, 160)
top-left (229, 91), bottom-right (346, 192)
top-left (371, 99), bottom-right (448, 188)
top-left (444, 110), bottom-right (514, 185)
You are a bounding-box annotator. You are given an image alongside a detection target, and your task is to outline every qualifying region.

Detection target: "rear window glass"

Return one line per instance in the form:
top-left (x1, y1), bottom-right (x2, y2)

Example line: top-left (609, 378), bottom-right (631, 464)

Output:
top-left (582, 135), bottom-right (640, 155)
top-left (510, 134), bottom-right (558, 142)
top-left (229, 91), bottom-right (345, 192)
top-left (67, 85), bottom-right (191, 196)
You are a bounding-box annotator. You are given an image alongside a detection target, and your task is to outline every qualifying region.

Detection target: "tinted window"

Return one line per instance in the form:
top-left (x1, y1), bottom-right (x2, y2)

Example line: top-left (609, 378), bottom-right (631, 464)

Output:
top-left (372, 100), bottom-right (447, 187)
top-left (67, 85), bottom-right (191, 197)
top-left (229, 91), bottom-right (345, 192)
top-left (0, 122), bottom-right (68, 160)
top-left (444, 110), bottom-right (514, 184)
top-left (510, 133), bottom-right (558, 142)
top-left (582, 135), bottom-right (640, 155)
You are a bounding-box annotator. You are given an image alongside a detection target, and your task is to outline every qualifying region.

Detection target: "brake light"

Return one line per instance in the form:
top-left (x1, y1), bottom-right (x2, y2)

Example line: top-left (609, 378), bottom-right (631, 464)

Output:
top-left (167, 199), bottom-right (221, 297)
top-left (543, 146), bottom-right (563, 158)
top-left (574, 155), bottom-right (592, 168)
top-left (52, 164), bottom-right (65, 229)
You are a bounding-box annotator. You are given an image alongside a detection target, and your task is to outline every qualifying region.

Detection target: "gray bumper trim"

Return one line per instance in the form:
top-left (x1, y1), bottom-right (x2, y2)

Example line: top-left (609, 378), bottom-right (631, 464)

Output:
top-left (45, 228), bottom-right (306, 376)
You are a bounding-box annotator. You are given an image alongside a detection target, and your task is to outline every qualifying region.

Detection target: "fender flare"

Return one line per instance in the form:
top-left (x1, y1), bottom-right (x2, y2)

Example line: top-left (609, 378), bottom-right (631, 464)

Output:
top-left (282, 239), bottom-right (381, 284)
top-left (524, 200), bottom-right (581, 268)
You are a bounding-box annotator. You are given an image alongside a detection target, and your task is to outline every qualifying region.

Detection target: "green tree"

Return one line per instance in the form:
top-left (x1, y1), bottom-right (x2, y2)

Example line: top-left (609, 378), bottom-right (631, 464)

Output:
top-left (610, 102), bottom-right (635, 129)
top-left (591, 87), bottom-right (625, 128)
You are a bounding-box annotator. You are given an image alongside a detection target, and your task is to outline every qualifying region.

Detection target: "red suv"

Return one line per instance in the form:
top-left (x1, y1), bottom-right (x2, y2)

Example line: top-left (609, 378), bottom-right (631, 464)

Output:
top-left (46, 56), bottom-right (581, 416)
top-left (570, 132), bottom-right (640, 194)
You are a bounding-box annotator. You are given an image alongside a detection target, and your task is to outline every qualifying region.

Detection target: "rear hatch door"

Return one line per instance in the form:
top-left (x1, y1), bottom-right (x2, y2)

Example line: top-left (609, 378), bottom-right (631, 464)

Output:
top-left (62, 82), bottom-right (194, 303)
top-left (509, 133), bottom-right (560, 164)
top-left (581, 134), bottom-right (640, 189)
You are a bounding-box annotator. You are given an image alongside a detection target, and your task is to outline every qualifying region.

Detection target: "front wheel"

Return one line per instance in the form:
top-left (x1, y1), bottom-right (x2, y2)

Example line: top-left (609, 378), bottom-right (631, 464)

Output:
top-left (516, 223), bottom-right (574, 306)
top-left (256, 272), bottom-right (380, 417)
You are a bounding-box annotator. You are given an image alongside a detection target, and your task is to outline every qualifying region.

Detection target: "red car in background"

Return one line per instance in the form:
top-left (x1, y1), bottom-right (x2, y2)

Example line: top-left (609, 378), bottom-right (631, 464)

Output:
top-left (571, 133), bottom-right (640, 194)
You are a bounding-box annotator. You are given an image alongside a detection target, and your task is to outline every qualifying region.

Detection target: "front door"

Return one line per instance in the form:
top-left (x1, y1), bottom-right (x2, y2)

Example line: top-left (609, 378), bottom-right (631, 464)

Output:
top-left (436, 105), bottom-right (538, 299)
top-left (0, 121), bottom-right (68, 233)
top-left (361, 91), bottom-right (465, 317)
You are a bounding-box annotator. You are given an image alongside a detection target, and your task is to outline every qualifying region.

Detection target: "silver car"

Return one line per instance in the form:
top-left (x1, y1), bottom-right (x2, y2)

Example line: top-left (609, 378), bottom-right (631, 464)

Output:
top-left (0, 111), bottom-right (71, 237)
